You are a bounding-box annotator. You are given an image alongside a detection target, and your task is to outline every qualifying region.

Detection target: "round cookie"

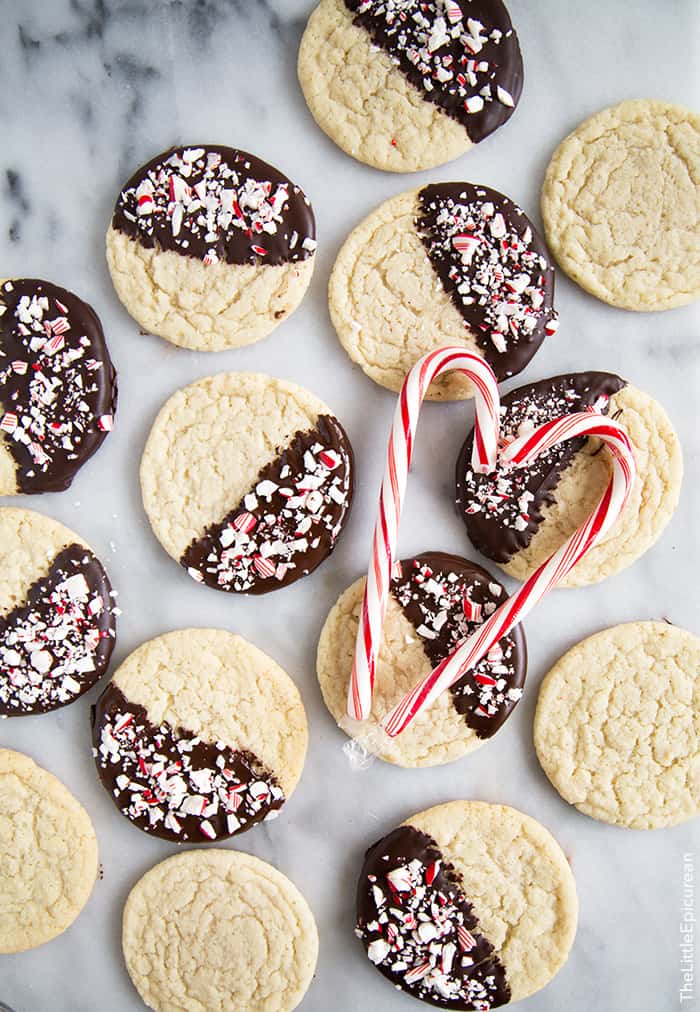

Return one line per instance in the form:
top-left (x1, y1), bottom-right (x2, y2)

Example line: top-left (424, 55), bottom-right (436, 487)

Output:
top-left (298, 0), bottom-right (523, 173)
top-left (542, 100), bottom-right (700, 311)
top-left (106, 145), bottom-right (316, 351)
top-left (356, 801), bottom-right (577, 1007)
top-left (456, 372), bottom-right (683, 586)
top-left (0, 278), bottom-right (116, 494)
top-left (329, 184), bottom-right (558, 400)
top-left (92, 628), bottom-right (307, 842)
top-left (140, 372), bottom-right (354, 594)
top-left (317, 552), bottom-right (526, 767)
top-left (0, 748), bottom-right (98, 953)
top-left (0, 507), bottom-right (117, 717)
top-left (123, 849), bottom-right (318, 1012)
top-left (534, 622), bottom-right (700, 830)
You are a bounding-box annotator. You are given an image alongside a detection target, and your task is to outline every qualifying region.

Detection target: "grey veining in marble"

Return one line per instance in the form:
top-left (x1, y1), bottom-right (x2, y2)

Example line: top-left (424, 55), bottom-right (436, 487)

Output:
top-left (0, 2), bottom-right (699, 1010)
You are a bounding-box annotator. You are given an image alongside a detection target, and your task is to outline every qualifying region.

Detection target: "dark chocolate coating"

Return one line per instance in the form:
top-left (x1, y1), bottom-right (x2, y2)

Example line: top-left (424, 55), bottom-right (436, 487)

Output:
top-left (91, 684), bottom-right (285, 843)
top-left (0, 543), bottom-right (116, 717)
top-left (0, 279), bottom-right (117, 493)
top-left (391, 552), bottom-right (526, 739)
top-left (345, 0), bottom-right (523, 143)
top-left (357, 824), bottom-right (511, 1009)
top-left (416, 183), bottom-right (557, 381)
top-left (181, 414), bottom-right (354, 594)
top-left (456, 372), bottom-right (627, 562)
top-left (112, 145), bottom-right (316, 267)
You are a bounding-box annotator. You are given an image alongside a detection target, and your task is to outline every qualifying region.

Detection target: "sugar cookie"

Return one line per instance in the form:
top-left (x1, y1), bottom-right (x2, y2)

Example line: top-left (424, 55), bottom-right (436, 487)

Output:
top-left (534, 621), bottom-right (700, 829)
top-left (0, 278), bottom-right (116, 494)
top-left (0, 507), bottom-right (116, 717)
top-left (106, 145), bottom-right (316, 350)
top-left (542, 100), bottom-right (700, 310)
top-left (122, 849), bottom-right (318, 1012)
top-left (456, 372), bottom-right (682, 586)
top-left (140, 372), bottom-right (354, 593)
top-left (299, 0), bottom-right (523, 172)
top-left (356, 801), bottom-right (577, 1007)
top-left (317, 552), bottom-right (526, 766)
top-left (92, 629), bottom-right (307, 842)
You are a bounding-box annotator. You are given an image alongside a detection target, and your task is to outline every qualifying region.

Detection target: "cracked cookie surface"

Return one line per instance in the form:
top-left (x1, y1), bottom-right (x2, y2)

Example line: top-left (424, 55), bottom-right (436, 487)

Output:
top-left (140, 372), bottom-right (354, 593)
top-left (0, 748), bottom-right (98, 953)
top-left (534, 622), bottom-right (700, 829)
top-left (541, 100), bottom-right (700, 310)
top-left (92, 628), bottom-right (307, 842)
top-left (106, 145), bottom-right (316, 351)
top-left (122, 848), bottom-right (319, 1012)
top-left (356, 801), bottom-right (577, 1006)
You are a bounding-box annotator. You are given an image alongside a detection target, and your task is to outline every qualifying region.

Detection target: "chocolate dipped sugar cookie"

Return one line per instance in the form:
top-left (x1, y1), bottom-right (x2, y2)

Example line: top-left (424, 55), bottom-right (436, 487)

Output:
top-left (0, 278), bottom-right (116, 493)
top-left (106, 145), bottom-right (316, 351)
top-left (329, 184), bottom-right (558, 399)
top-left (299, 0), bottom-right (523, 172)
top-left (457, 372), bottom-right (682, 586)
top-left (122, 850), bottom-right (318, 1012)
top-left (535, 622), bottom-right (700, 830)
top-left (0, 748), bottom-right (98, 953)
top-left (0, 508), bottom-right (117, 717)
top-left (317, 552), bottom-right (526, 766)
top-left (542, 100), bottom-right (700, 310)
top-left (356, 801), bottom-right (577, 1008)
top-left (141, 372), bottom-right (354, 593)
top-left (92, 629), bottom-right (307, 842)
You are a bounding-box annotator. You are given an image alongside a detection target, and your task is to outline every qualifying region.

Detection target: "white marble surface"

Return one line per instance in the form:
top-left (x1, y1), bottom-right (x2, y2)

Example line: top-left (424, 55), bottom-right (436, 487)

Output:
top-left (1, 1), bottom-right (699, 1010)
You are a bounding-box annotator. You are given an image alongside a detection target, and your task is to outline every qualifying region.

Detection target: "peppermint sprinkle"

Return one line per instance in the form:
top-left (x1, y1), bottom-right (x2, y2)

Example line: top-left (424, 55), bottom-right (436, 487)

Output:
top-left (416, 183), bottom-right (559, 378)
top-left (182, 416), bottom-right (353, 594)
top-left (357, 825), bottom-right (510, 1007)
top-left (391, 555), bottom-right (524, 734)
top-left (113, 146), bottom-right (316, 268)
top-left (93, 685), bottom-right (284, 841)
top-left (0, 544), bottom-right (117, 717)
top-left (347, 0), bottom-right (521, 142)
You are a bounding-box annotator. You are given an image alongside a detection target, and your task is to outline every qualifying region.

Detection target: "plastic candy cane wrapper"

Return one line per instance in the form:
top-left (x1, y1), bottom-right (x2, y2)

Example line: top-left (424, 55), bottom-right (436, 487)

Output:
top-left (348, 346), bottom-right (636, 738)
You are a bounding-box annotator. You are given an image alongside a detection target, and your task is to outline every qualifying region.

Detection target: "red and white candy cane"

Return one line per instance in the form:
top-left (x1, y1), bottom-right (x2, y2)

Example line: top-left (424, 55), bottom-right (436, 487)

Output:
top-left (347, 347), bottom-right (502, 722)
top-left (381, 412), bottom-right (636, 736)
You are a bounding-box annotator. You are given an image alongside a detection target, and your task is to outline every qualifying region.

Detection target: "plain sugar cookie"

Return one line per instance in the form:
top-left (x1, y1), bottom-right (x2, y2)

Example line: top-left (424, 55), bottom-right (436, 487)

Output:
top-left (541, 99), bottom-right (700, 310)
top-left (122, 849), bottom-right (318, 1012)
top-left (298, 0), bottom-right (523, 172)
top-left (0, 507), bottom-right (117, 717)
top-left (534, 622), bottom-right (700, 829)
top-left (106, 145), bottom-right (316, 351)
top-left (329, 184), bottom-right (558, 399)
top-left (92, 628), bottom-right (307, 843)
top-left (0, 278), bottom-right (116, 494)
top-left (317, 552), bottom-right (526, 767)
top-left (356, 801), bottom-right (577, 1007)
top-left (456, 372), bottom-right (682, 586)
top-left (140, 372), bottom-right (354, 593)
top-left (0, 748), bottom-right (98, 953)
